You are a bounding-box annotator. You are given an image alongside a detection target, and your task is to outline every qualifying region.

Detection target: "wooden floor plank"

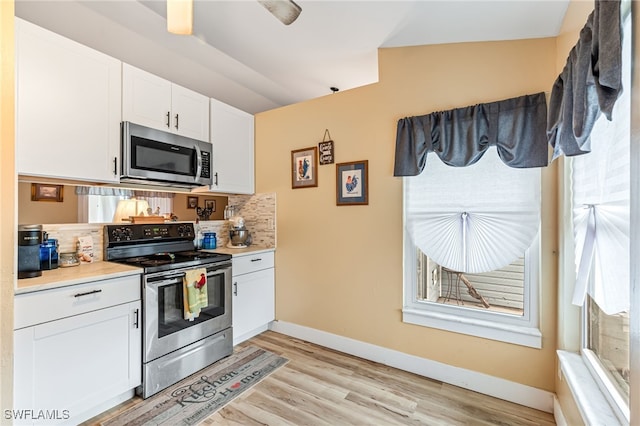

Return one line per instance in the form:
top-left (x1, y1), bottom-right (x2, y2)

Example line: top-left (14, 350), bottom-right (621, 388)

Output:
top-left (85, 330), bottom-right (555, 425)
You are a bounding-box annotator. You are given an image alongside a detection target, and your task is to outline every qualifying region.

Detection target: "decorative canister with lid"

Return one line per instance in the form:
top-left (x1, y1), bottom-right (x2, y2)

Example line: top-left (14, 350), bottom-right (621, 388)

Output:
top-left (202, 232), bottom-right (217, 249)
top-left (39, 238), bottom-right (59, 270)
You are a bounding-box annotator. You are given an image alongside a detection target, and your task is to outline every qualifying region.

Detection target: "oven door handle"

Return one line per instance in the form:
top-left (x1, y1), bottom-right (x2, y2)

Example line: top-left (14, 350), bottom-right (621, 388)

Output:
top-left (148, 273), bottom-right (186, 287)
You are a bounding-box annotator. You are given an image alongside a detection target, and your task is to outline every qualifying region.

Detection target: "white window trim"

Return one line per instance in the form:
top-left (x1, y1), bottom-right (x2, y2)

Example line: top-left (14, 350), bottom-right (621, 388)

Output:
top-left (557, 350), bottom-right (624, 425)
top-left (580, 298), bottom-right (630, 423)
top-left (402, 210), bottom-right (542, 348)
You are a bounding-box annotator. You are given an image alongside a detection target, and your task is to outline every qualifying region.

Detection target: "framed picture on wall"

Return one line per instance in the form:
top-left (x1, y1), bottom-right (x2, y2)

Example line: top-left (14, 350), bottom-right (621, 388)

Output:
top-left (291, 146), bottom-right (318, 189)
top-left (205, 199), bottom-right (216, 211)
top-left (187, 196), bottom-right (198, 209)
top-left (31, 183), bottom-right (64, 202)
top-left (336, 160), bottom-right (368, 206)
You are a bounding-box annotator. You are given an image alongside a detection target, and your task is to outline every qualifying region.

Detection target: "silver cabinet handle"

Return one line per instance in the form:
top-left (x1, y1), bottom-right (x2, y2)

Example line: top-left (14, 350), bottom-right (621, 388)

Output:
top-left (113, 157), bottom-right (118, 175)
top-left (233, 282), bottom-right (238, 296)
top-left (250, 258), bottom-right (262, 262)
top-left (166, 111), bottom-right (170, 128)
top-left (214, 172), bottom-right (219, 186)
top-left (133, 308), bottom-right (139, 329)
top-left (74, 289), bottom-right (102, 298)
top-left (175, 113), bottom-right (179, 130)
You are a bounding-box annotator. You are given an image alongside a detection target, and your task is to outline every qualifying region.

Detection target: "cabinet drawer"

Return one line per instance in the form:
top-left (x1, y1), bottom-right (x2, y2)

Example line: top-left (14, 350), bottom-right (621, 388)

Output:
top-left (15, 275), bottom-right (141, 330)
top-left (232, 251), bottom-right (274, 276)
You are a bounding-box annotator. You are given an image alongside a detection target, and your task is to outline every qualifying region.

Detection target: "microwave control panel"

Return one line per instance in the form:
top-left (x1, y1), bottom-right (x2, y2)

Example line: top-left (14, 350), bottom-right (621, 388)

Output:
top-left (200, 151), bottom-right (211, 178)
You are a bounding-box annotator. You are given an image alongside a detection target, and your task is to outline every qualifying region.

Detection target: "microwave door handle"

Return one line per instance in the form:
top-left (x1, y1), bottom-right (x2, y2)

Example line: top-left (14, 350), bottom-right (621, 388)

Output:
top-left (194, 144), bottom-right (203, 181)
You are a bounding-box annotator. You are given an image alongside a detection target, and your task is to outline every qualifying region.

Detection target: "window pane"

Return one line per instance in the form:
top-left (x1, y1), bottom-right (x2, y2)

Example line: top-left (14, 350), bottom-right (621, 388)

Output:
top-left (417, 248), bottom-right (524, 316)
top-left (587, 296), bottom-right (629, 403)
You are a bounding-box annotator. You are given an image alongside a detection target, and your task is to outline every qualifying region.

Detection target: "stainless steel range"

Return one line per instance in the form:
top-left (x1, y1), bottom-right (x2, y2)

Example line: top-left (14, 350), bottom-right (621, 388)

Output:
top-left (104, 222), bottom-right (233, 399)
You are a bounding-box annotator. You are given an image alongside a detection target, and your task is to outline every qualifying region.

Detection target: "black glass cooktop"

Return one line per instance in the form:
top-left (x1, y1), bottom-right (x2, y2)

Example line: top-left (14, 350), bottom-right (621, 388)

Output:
top-left (114, 250), bottom-right (231, 273)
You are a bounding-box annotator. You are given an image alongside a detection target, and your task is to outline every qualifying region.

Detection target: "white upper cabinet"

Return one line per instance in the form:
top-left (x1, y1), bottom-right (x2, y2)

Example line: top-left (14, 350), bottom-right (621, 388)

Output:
top-left (122, 63), bottom-right (209, 142)
top-left (210, 98), bottom-right (255, 194)
top-left (15, 18), bottom-right (122, 183)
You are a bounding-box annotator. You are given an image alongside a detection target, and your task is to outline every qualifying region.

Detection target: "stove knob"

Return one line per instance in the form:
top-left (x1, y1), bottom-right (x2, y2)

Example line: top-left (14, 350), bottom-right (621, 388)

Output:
top-left (124, 228), bottom-right (133, 240)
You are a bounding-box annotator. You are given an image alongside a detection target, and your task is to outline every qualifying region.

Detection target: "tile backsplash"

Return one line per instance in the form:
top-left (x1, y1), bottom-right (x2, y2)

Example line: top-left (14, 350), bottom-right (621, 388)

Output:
top-left (42, 224), bottom-right (104, 261)
top-left (198, 192), bottom-right (276, 248)
top-left (42, 192), bottom-right (276, 259)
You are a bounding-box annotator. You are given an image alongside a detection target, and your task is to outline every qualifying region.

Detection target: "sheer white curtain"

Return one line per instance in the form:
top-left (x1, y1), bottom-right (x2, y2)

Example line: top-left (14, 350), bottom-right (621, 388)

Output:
top-left (133, 191), bottom-right (175, 216)
top-left (405, 147), bottom-right (541, 274)
top-left (76, 187), bottom-right (132, 223)
top-left (76, 188), bottom-right (175, 223)
top-left (571, 16), bottom-right (631, 315)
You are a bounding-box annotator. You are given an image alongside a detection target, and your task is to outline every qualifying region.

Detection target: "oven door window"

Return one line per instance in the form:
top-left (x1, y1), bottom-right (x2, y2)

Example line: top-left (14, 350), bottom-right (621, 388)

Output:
top-left (157, 271), bottom-right (225, 338)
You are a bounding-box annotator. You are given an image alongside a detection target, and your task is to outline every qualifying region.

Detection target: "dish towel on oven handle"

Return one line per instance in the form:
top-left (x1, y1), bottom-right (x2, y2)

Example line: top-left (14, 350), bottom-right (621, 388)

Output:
top-left (183, 268), bottom-right (208, 321)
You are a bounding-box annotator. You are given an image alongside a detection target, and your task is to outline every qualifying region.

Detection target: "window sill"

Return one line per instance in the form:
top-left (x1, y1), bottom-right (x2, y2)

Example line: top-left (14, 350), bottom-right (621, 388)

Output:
top-left (556, 350), bottom-right (625, 425)
top-left (402, 307), bottom-right (542, 348)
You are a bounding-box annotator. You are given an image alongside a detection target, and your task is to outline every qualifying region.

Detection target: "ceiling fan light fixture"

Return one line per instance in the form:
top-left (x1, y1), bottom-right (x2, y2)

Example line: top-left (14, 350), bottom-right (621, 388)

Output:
top-left (258, 0), bottom-right (302, 25)
top-left (167, 0), bottom-right (193, 35)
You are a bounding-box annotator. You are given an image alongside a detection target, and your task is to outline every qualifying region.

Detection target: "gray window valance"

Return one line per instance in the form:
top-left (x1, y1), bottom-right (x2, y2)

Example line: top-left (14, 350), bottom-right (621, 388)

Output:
top-left (547, 0), bottom-right (622, 159)
top-left (393, 92), bottom-right (548, 176)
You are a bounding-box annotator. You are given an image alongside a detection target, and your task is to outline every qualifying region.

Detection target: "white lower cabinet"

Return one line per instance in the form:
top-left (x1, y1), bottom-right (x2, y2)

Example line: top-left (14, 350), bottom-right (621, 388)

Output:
top-left (13, 276), bottom-right (141, 425)
top-left (232, 251), bottom-right (275, 345)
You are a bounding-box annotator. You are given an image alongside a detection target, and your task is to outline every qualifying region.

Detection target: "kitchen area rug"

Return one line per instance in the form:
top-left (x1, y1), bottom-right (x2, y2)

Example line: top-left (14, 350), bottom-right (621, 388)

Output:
top-left (102, 346), bottom-right (288, 426)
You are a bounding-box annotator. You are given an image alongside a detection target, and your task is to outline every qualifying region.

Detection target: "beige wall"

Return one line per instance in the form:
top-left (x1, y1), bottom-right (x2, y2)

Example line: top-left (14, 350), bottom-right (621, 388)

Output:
top-left (17, 182), bottom-right (78, 224)
top-left (1, 0), bottom-right (15, 416)
top-left (256, 37), bottom-right (559, 391)
top-left (172, 193), bottom-right (228, 222)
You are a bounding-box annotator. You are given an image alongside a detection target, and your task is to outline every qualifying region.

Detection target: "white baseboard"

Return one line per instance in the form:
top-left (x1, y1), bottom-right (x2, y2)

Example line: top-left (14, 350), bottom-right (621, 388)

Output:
top-left (270, 320), bottom-right (554, 413)
top-left (234, 323), bottom-right (269, 346)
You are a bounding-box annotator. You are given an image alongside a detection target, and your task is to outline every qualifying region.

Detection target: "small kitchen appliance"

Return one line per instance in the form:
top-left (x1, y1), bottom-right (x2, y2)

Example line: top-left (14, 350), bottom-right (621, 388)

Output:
top-left (104, 222), bottom-right (232, 398)
top-left (228, 215), bottom-right (251, 248)
top-left (18, 224), bottom-right (43, 279)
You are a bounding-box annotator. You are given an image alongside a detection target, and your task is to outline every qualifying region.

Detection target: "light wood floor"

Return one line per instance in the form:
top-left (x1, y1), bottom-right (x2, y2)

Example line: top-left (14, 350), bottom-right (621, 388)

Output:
top-left (87, 331), bottom-right (556, 425)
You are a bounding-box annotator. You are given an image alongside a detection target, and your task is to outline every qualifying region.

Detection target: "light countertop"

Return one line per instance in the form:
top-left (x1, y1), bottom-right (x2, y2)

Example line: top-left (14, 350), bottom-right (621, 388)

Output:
top-left (16, 261), bottom-right (143, 295)
top-left (15, 246), bottom-right (274, 295)
top-left (202, 245), bottom-right (275, 257)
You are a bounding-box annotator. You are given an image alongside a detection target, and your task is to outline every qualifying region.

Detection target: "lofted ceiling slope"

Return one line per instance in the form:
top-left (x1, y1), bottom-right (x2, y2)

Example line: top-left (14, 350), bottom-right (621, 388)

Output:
top-left (15, 0), bottom-right (570, 114)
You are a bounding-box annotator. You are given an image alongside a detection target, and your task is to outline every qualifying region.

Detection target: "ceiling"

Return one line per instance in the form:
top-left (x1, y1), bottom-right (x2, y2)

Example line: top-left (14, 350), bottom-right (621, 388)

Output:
top-left (14, 0), bottom-right (570, 115)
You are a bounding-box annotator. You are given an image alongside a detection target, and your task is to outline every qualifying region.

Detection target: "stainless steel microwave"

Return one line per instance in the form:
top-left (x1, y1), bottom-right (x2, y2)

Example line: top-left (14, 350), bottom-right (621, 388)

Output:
top-left (120, 122), bottom-right (212, 188)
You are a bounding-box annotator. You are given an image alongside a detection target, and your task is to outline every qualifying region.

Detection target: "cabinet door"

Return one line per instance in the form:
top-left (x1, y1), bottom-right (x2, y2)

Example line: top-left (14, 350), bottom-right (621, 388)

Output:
top-left (15, 18), bottom-right (121, 183)
top-left (123, 65), bottom-right (209, 141)
top-left (14, 301), bottom-right (141, 425)
top-left (122, 63), bottom-right (172, 132)
top-left (171, 84), bottom-right (210, 141)
top-left (210, 98), bottom-right (255, 194)
top-left (233, 268), bottom-right (274, 344)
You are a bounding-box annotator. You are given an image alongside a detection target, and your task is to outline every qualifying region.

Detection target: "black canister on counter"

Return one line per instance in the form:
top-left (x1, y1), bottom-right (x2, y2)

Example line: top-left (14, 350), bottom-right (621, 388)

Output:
top-left (18, 224), bottom-right (43, 279)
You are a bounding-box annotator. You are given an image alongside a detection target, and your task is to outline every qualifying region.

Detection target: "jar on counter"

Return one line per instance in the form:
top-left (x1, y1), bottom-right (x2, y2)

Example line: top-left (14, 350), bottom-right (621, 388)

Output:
top-left (59, 252), bottom-right (80, 267)
top-left (39, 239), bottom-right (59, 270)
top-left (202, 232), bottom-right (217, 249)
